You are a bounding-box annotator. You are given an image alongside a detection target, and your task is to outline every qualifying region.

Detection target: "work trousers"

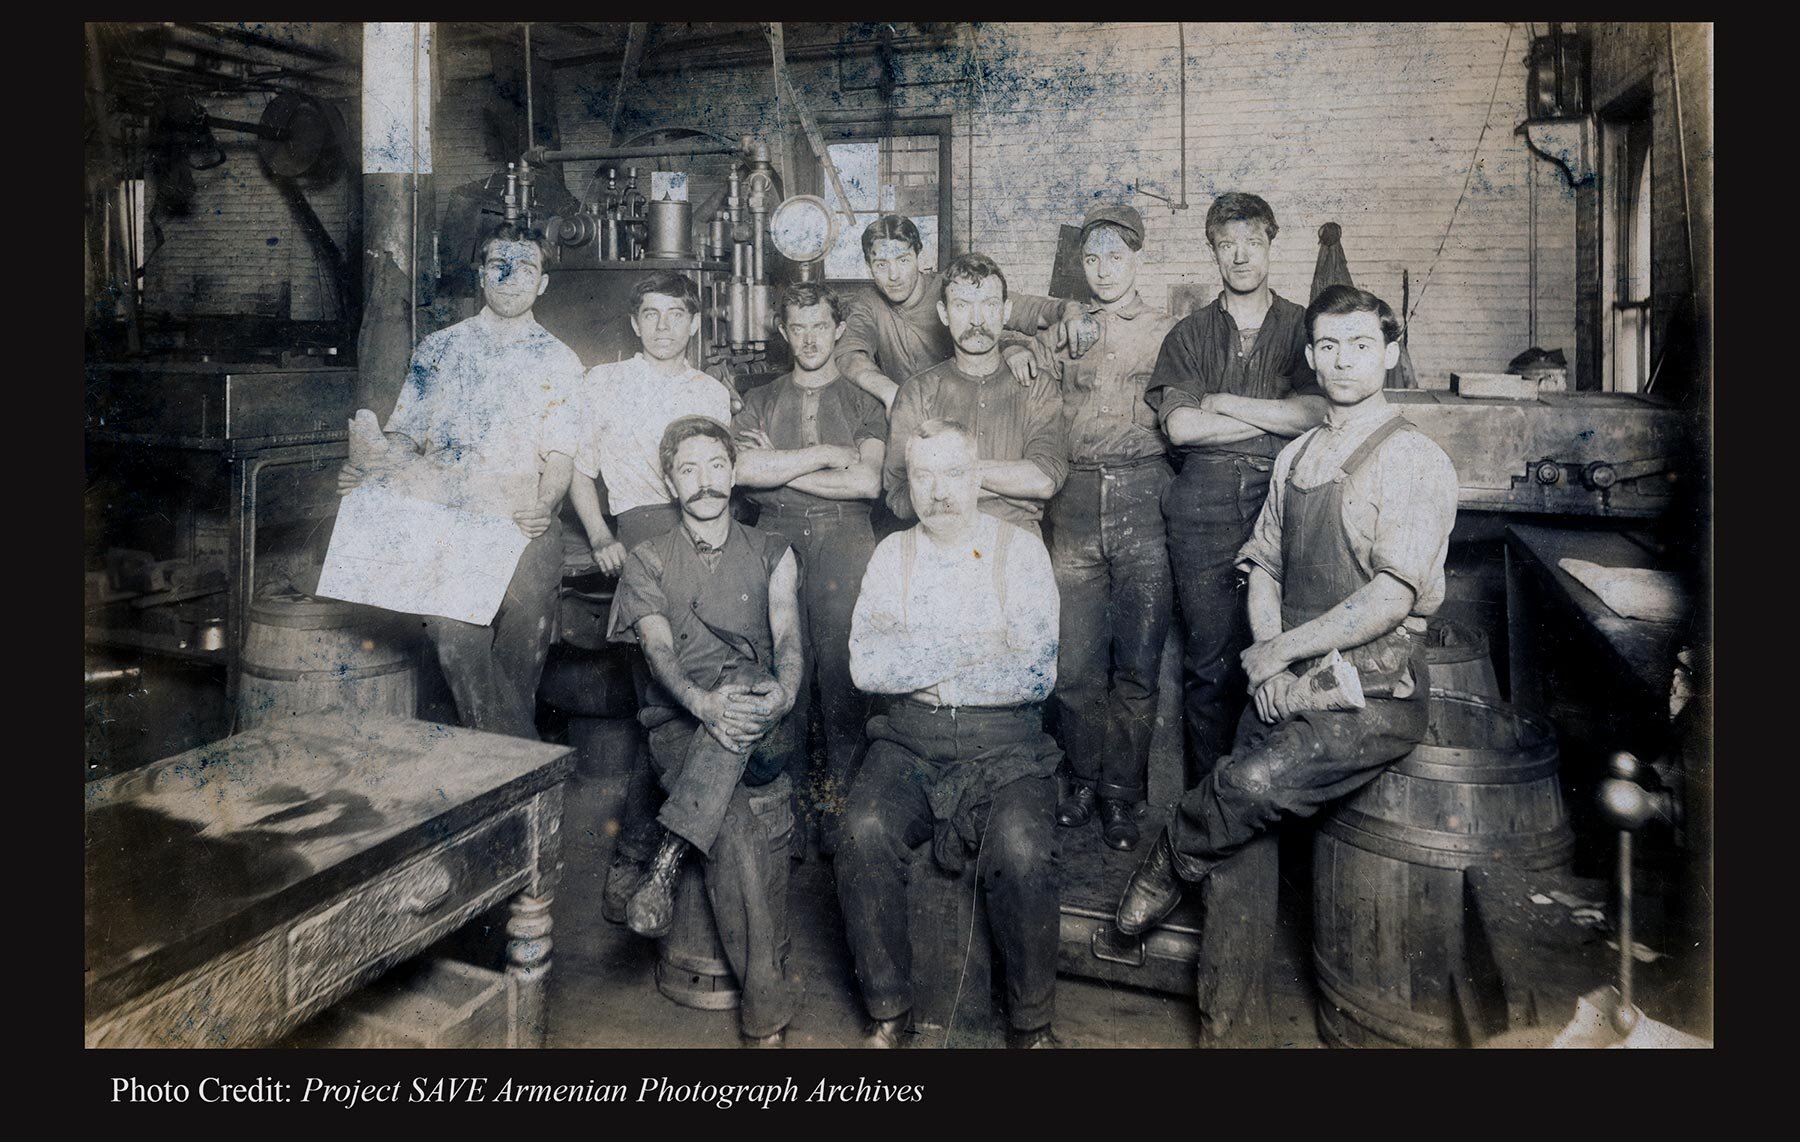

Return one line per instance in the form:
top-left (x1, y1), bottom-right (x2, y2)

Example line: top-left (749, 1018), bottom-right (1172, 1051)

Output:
top-left (646, 723), bottom-right (795, 1039)
top-left (1163, 455), bottom-right (1274, 785)
top-left (645, 664), bottom-right (796, 858)
top-left (615, 503), bottom-right (687, 864)
top-left (754, 503), bottom-right (877, 840)
top-left (1048, 462), bottom-right (1175, 801)
top-left (837, 702), bottom-right (1059, 1033)
top-left (1169, 663), bottom-right (1430, 1046)
top-left (420, 518), bottom-right (562, 740)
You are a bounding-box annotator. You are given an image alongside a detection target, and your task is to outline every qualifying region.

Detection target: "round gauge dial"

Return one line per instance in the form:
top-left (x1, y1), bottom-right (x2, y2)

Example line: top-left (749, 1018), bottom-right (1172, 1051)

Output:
top-left (769, 194), bottom-right (835, 262)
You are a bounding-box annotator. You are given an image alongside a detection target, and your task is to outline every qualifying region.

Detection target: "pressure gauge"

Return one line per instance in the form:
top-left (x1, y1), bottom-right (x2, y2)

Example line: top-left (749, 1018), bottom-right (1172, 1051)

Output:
top-left (769, 194), bottom-right (836, 263)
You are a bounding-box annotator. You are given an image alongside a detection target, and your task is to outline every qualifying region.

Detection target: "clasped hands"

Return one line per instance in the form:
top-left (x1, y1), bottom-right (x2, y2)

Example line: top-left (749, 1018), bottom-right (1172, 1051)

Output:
top-left (695, 680), bottom-right (792, 755)
top-left (1242, 636), bottom-right (1298, 725)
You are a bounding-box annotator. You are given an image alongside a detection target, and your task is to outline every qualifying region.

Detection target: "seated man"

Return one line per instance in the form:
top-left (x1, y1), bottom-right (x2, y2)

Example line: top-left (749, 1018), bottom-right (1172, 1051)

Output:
top-left (839, 418), bottom-right (1064, 1049)
top-left (1114, 286), bottom-right (1459, 1047)
top-left (608, 416), bottom-right (806, 1048)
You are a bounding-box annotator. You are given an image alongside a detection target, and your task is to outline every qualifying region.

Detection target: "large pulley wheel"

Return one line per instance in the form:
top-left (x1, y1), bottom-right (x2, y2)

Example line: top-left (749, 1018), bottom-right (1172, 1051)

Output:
top-left (257, 92), bottom-right (342, 180)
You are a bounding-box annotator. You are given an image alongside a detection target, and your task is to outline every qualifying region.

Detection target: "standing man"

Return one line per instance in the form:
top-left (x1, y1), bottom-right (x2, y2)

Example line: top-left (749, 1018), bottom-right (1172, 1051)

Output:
top-left (338, 223), bottom-right (583, 739)
top-left (1149, 192), bottom-right (1328, 788)
top-left (1115, 286), bottom-right (1459, 1046)
top-left (564, 270), bottom-right (739, 921)
top-left (840, 419), bottom-right (1064, 1050)
top-left (1034, 204), bottom-right (1179, 851)
top-left (608, 416), bottom-right (806, 1047)
top-left (836, 214), bottom-right (1078, 409)
top-left (881, 253), bottom-right (1069, 539)
top-left (733, 282), bottom-right (888, 856)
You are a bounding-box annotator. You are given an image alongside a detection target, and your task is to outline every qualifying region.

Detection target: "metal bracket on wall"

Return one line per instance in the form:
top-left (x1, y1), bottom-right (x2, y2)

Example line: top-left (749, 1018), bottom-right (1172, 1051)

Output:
top-left (1517, 116), bottom-right (1597, 188)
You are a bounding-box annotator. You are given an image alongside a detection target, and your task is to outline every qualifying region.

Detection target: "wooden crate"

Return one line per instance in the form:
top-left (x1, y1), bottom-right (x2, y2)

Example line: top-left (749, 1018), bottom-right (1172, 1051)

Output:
top-left (290, 956), bottom-right (511, 1049)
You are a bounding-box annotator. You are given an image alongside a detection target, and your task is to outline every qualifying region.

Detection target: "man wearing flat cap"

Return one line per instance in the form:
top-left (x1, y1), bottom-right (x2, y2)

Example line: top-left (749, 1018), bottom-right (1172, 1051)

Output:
top-left (1029, 204), bottom-right (1179, 851)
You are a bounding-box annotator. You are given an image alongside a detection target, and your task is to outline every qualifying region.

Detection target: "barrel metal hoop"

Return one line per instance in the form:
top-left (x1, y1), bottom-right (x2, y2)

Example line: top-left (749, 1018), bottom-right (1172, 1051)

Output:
top-left (241, 658), bottom-right (415, 683)
top-left (1312, 953), bottom-right (1454, 1047)
top-left (1387, 754), bottom-right (1563, 784)
top-left (1321, 809), bottom-right (1576, 872)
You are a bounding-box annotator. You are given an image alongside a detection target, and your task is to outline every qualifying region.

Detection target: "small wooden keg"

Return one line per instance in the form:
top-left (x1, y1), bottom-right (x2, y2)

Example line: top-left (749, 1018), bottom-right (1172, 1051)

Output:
top-left (655, 783), bottom-right (792, 1011)
top-left (237, 594), bottom-right (417, 730)
top-left (1425, 618), bottom-right (1502, 702)
top-left (1313, 694), bottom-right (1574, 1048)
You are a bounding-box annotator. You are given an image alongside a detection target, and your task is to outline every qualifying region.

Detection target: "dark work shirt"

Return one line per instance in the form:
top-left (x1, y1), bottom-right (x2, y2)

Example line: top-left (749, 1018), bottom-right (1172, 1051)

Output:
top-left (835, 271), bottom-right (1067, 387)
top-left (732, 372), bottom-right (888, 512)
top-left (611, 518), bottom-right (792, 707)
top-left (883, 357), bottom-right (1069, 526)
top-left (1147, 290), bottom-right (1316, 460)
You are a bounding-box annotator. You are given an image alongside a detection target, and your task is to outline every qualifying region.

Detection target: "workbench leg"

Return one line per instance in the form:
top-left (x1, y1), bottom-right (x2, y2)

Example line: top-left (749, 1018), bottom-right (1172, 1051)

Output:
top-left (1504, 546), bottom-right (1547, 714)
top-left (506, 892), bottom-right (553, 1048)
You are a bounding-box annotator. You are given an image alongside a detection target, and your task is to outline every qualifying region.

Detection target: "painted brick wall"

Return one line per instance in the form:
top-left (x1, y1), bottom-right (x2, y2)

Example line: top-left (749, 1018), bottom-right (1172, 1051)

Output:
top-left (552, 22), bottom-right (1577, 387)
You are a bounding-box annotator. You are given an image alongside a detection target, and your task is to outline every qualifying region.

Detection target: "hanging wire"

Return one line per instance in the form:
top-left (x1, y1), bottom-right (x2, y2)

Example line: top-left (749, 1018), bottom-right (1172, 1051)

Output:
top-left (1407, 22), bottom-right (1516, 327)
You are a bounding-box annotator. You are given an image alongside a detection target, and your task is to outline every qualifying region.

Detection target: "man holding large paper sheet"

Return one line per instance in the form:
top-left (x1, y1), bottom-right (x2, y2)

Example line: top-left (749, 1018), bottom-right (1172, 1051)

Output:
top-left (331, 224), bottom-right (584, 738)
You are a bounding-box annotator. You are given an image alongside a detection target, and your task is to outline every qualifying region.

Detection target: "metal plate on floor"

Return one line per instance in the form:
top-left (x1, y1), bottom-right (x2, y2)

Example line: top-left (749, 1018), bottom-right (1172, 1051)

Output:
top-left (1056, 807), bottom-right (1203, 997)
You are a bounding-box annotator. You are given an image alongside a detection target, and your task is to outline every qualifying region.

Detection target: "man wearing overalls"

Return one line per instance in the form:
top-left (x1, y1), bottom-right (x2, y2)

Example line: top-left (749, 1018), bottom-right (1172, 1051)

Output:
top-left (1115, 286), bottom-right (1459, 1047)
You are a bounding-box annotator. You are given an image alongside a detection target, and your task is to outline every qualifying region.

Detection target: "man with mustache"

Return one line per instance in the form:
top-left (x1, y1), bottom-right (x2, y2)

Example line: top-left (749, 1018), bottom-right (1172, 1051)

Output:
top-left (563, 271), bottom-right (740, 923)
top-left (337, 223), bottom-right (584, 739)
top-left (732, 282), bottom-right (888, 856)
top-left (608, 416), bottom-right (806, 1047)
top-left (880, 253), bottom-right (1069, 540)
top-left (1116, 286), bottom-right (1458, 1046)
top-left (840, 419), bottom-right (1064, 1049)
top-left (836, 214), bottom-right (1078, 410)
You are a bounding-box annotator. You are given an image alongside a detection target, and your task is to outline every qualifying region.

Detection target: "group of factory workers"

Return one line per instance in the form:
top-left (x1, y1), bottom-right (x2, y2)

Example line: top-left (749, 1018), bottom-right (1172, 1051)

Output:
top-left (337, 190), bottom-right (1459, 1049)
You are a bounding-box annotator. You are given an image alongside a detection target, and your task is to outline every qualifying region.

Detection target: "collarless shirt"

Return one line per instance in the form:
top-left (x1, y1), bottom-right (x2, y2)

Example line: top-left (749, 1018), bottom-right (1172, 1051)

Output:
top-left (850, 514), bottom-right (1059, 707)
top-left (1236, 404), bottom-right (1460, 627)
top-left (881, 357), bottom-right (1070, 526)
top-left (571, 353), bottom-right (735, 516)
top-left (1147, 290), bottom-right (1316, 460)
top-left (732, 372), bottom-right (888, 512)
top-left (835, 270), bottom-right (1068, 387)
top-left (1038, 293), bottom-right (1177, 466)
top-left (382, 309), bottom-right (585, 511)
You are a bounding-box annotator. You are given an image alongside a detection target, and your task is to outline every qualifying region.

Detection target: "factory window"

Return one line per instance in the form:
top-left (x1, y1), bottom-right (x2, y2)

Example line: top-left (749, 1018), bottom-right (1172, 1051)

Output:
top-left (1601, 110), bottom-right (1653, 393)
top-left (806, 119), bottom-right (951, 282)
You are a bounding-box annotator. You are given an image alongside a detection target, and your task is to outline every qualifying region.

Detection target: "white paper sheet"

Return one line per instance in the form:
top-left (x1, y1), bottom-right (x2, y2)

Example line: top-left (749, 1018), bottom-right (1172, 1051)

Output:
top-left (317, 481), bottom-right (529, 626)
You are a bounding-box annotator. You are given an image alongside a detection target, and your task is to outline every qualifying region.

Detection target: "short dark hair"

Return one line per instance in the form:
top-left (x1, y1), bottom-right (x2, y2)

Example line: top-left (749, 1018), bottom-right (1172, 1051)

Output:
top-left (860, 214), bottom-right (923, 259)
top-left (476, 222), bottom-right (551, 267)
top-left (940, 252), bottom-right (1008, 301)
top-left (659, 415), bottom-right (736, 479)
top-left (778, 281), bottom-right (845, 327)
top-left (1083, 221), bottom-right (1143, 253)
top-left (1204, 192), bottom-right (1279, 246)
top-left (1305, 284), bottom-right (1402, 345)
top-left (630, 270), bottom-right (700, 315)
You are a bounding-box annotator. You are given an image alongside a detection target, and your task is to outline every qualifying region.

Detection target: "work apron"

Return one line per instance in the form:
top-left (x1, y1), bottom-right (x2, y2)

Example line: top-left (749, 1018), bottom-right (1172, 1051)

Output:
top-left (1278, 415), bottom-right (1420, 697)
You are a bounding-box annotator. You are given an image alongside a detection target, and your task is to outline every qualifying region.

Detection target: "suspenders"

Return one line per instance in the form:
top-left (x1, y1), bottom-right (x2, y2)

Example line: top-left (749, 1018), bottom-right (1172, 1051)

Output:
top-left (898, 519), bottom-right (1015, 628)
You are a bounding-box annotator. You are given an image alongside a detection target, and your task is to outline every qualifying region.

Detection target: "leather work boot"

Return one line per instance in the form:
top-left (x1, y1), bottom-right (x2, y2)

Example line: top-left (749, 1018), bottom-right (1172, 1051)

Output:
top-left (863, 1013), bottom-right (911, 1049)
top-left (1056, 782), bottom-right (1097, 827)
top-left (742, 1028), bottom-right (787, 1049)
top-left (625, 831), bottom-right (691, 939)
top-left (1099, 797), bottom-right (1142, 851)
top-left (1006, 1025), bottom-right (1062, 1049)
top-left (601, 852), bottom-right (647, 925)
top-left (1114, 828), bottom-right (1186, 936)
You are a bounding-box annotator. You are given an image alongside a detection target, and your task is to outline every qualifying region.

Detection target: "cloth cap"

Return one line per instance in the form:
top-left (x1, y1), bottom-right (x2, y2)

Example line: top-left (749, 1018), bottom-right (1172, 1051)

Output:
top-left (1079, 203), bottom-right (1145, 245)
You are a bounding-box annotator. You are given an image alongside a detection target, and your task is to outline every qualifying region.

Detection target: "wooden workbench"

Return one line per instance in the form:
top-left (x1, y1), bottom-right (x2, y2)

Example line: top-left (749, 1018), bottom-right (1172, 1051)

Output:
top-left (84, 717), bottom-right (572, 1047)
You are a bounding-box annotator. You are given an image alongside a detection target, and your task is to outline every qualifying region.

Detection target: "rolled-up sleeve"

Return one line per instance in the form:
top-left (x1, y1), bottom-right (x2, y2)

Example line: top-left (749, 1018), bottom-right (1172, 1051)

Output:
top-left (1366, 437), bottom-right (1459, 603)
top-left (1006, 291), bottom-right (1067, 334)
top-left (851, 389), bottom-right (889, 446)
top-left (1020, 377), bottom-right (1070, 494)
top-left (1147, 316), bottom-right (1206, 424)
top-left (382, 334), bottom-right (445, 441)
top-left (538, 350), bottom-right (587, 462)
top-left (1237, 445), bottom-right (1293, 581)
top-left (571, 366), bottom-right (607, 480)
top-left (835, 296), bottom-right (885, 379)
top-left (608, 545), bottom-right (668, 644)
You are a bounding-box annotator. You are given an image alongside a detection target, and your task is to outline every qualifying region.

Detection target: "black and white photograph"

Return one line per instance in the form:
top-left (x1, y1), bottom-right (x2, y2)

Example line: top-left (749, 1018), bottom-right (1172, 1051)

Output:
top-left (82, 21), bottom-right (1714, 1054)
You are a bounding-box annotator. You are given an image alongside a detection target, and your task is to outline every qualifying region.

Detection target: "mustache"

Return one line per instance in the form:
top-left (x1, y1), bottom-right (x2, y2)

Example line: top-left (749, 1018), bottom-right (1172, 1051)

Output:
top-left (685, 489), bottom-right (729, 505)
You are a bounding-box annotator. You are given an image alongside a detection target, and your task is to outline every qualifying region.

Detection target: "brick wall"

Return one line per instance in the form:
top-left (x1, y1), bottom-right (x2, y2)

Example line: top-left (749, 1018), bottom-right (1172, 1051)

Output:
top-left (551, 22), bottom-right (1577, 387)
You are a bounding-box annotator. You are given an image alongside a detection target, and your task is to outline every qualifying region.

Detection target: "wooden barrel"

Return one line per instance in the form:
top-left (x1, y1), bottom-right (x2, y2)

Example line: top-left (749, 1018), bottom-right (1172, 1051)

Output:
top-left (237, 594), bottom-right (417, 730)
top-left (655, 782), bottom-right (792, 1011)
top-left (1313, 694), bottom-right (1573, 1048)
top-left (1425, 618), bottom-right (1501, 701)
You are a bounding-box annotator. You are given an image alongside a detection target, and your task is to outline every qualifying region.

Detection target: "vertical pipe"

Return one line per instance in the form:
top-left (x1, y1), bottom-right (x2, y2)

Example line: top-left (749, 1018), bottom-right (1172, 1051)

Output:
top-left (1528, 152), bottom-right (1538, 347)
top-left (524, 23), bottom-right (534, 153)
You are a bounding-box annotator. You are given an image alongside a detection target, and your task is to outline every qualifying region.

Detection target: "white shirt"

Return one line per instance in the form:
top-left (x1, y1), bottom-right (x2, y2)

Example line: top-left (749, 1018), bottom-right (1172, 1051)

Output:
top-left (850, 513), bottom-right (1059, 707)
top-left (382, 309), bottom-right (585, 510)
top-left (571, 353), bottom-right (734, 515)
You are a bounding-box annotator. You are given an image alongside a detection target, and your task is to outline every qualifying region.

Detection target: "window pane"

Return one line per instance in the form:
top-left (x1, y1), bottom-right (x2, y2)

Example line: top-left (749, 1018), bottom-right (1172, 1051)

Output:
top-left (825, 142), bottom-right (880, 213)
top-left (823, 133), bottom-right (942, 282)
